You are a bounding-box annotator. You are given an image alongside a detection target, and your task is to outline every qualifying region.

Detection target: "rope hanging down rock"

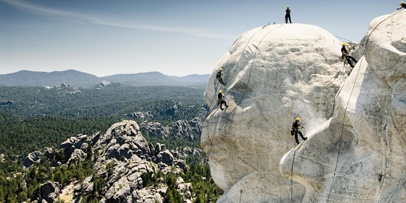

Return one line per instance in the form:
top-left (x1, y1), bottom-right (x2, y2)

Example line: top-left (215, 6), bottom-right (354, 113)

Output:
top-left (323, 10), bottom-right (403, 202)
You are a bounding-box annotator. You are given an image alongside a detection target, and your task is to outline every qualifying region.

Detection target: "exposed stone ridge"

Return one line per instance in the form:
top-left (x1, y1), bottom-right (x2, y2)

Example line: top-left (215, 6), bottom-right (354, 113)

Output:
top-left (25, 120), bottom-right (197, 203)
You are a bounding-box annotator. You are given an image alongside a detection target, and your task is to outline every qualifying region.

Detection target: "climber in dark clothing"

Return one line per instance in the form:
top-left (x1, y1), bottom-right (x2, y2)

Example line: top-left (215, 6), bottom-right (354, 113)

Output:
top-left (217, 90), bottom-right (228, 111)
top-left (285, 6), bottom-right (292, 23)
top-left (397, 1), bottom-right (406, 10)
top-left (341, 42), bottom-right (358, 68)
top-left (216, 67), bottom-right (226, 85)
top-left (291, 117), bottom-right (307, 144)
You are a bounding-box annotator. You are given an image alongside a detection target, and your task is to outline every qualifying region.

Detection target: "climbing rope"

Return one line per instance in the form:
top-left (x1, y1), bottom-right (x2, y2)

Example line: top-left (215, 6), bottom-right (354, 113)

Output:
top-left (325, 10), bottom-right (403, 202)
top-left (202, 24), bottom-right (284, 128)
top-left (201, 26), bottom-right (269, 155)
top-left (289, 141), bottom-right (306, 202)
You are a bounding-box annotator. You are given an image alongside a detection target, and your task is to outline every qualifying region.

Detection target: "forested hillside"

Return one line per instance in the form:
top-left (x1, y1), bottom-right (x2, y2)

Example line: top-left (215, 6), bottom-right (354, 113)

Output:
top-left (0, 70), bottom-right (210, 87)
top-left (0, 85), bottom-right (221, 202)
top-left (0, 84), bottom-right (204, 118)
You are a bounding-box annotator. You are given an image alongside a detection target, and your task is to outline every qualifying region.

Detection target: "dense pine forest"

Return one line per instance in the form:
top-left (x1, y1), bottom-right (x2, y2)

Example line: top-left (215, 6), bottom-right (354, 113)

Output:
top-left (0, 84), bottom-right (221, 202)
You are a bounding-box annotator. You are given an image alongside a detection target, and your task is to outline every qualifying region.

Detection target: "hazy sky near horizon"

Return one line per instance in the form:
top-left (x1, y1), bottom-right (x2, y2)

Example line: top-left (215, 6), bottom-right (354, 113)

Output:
top-left (0, 0), bottom-right (399, 77)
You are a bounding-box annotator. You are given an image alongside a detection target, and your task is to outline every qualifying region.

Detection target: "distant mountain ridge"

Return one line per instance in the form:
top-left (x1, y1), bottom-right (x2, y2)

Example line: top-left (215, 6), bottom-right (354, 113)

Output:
top-left (0, 70), bottom-right (209, 87)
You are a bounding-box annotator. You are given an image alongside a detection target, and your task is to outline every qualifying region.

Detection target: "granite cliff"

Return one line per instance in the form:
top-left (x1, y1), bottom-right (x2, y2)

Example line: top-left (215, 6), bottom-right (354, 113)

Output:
top-left (202, 10), bottom-right (406, 203)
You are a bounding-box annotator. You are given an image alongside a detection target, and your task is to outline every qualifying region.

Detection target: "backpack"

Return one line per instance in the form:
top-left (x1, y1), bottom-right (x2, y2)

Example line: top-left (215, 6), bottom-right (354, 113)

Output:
top-left (216, 70), bottom-right (221, 78)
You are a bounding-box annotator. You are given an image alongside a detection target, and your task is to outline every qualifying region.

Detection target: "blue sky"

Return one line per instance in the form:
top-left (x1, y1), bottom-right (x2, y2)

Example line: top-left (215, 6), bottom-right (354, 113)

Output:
top-left (0, 0), bottom-right (399, 77)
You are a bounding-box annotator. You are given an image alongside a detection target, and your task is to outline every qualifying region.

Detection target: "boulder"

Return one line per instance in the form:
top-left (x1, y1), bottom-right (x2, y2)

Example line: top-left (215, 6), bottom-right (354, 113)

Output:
top-left (127, 111), bottom-right (154, 120)
top-left (174, 160), bottom-right (187, 170)
top-left (39, 181), bottom-right (60, 203)
top-left (24, 151), bottom-right (42, 168)
top-left (60, 137), bottom-right (78, 149)
top-left (104, 176), bottom-right (132, 203)
top-left (172, 120), bottom-right (193, 139)
top-left (188, 117), bottom-right (202, 136)
top-left (141, 122), bottom-right (170, 138)
top-left (67, 149), bottom-right (87, 165)
top-left (133, 188), bottom-right (164, 203)
top-left (164, 103), bottom-right (180, 116)
top-left (157, 150), bottom-right (174, 166)
top-left (42, 147), bottom-right (54, 159)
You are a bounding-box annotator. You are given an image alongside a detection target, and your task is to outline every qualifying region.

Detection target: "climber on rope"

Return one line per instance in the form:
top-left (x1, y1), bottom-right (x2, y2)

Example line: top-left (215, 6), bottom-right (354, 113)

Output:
top-left (285, 6), bottom-right (292, 24)
top-left (291, 117), bottom-right (307, 145)
top-left (216, 67), bottom-right (226, 85)
top-left (397, 1), bottom-right (406, 10)
top-left (217, 90), bottom-right (228, 111)
top-left (341, 42), bottom-right (358, 68)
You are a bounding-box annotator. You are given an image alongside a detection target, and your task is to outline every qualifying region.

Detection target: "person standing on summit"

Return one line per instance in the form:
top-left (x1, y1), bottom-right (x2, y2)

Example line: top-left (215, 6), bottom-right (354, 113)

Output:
top-left (285, 6), bottom-right (292, 23)
top-left (397, 1), bottom-right (406, 10)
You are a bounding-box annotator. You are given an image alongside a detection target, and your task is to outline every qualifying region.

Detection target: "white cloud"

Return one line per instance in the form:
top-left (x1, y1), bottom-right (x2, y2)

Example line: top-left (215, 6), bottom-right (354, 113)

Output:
top-left (2, 0), bottom-right (235, 40)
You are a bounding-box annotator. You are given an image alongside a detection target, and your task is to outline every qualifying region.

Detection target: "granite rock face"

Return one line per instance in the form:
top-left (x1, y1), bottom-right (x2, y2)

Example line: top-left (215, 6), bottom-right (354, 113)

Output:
top-left (202, 11), bottom-right (406, 203)
top-left (280, 11), bottom-right (406, 203)
top-left (202, 23), bottom-right (347, 202)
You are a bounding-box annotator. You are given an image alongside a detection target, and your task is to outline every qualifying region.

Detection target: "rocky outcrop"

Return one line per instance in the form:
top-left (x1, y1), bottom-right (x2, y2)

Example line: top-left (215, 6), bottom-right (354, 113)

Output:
top-left (24, 151), bottom-right (42, 168)
top-left (95, 80), bottom-right (112, 88)
top-left (0, 100), bottom-right (13, 106)
top-left (141, 117), bottom-right (202, 140)
top-left (38, 181), bottom-right (60, 203)
top-left (142, 122), bottom-right (170, 138)
top-left (28, 120), bottom-right (197, 203)
top-left (202, 11), bottom-right (406, 203)
top-left (201, 24), bottom-right (347, 202)
top-left (56, 120), bottom-right (187, 202)
top-left (126, 111), bottom-right (154, 120)
top-left (164, 103), bottom-right (182, 116)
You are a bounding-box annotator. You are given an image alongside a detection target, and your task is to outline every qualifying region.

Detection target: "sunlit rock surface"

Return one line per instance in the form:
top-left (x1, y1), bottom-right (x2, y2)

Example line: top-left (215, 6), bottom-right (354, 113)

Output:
top-left (202, 23), bottom-right (347, 202)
